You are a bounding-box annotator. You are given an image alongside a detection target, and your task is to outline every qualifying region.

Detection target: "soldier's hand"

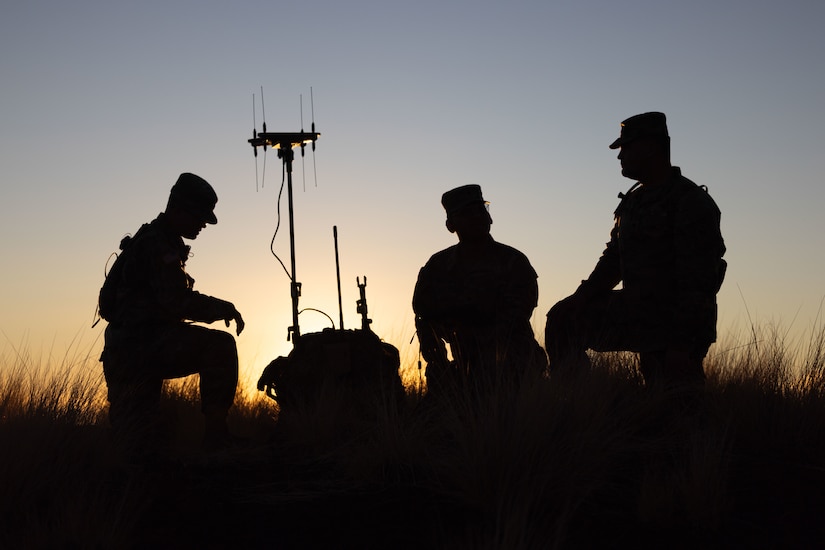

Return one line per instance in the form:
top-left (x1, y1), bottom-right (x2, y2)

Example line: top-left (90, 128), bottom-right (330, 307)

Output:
top-left (225, 308), bottom-right (245, 336)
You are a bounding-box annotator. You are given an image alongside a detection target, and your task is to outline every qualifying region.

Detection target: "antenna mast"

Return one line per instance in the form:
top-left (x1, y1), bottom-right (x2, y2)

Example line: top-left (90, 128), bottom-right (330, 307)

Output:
top-left (249, 93), bottom-right (320, 346)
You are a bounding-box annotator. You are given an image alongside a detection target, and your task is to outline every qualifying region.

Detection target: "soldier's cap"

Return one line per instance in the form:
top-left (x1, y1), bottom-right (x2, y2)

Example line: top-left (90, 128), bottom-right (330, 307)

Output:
top-left (609, 112), bottom-right (669, 149)
top-left (441, 184), bottom-right (489, 217)
top-left (169, 173), bottom-right (218, 224)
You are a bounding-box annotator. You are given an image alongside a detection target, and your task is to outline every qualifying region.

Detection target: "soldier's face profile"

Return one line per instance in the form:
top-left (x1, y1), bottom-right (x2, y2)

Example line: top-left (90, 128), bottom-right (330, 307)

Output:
top-left (617, 138), bottom-right (660, 180)
top-left (448, 202), bottom-right (492, 239)
top-left (179, 209), bottom-right (208, 240)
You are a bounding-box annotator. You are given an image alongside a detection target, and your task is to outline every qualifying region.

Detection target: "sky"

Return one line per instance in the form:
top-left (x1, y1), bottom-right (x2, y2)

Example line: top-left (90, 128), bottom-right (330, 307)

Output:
top-left (2, 1), bottom-right (825, 391)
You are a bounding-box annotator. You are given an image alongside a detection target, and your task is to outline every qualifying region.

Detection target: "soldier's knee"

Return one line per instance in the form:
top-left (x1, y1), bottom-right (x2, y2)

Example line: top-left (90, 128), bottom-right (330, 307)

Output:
top-left (547, 294), bottom-right (579, 323)
top-left (208, 329), bottom-right (238, 361)
top-left (546, 298), bottom-right (573, 344)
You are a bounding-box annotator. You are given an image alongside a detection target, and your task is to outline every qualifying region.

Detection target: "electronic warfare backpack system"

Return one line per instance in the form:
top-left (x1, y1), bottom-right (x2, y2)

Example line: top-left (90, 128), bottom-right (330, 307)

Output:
top-left (246, 96), bottom-right (403, 417)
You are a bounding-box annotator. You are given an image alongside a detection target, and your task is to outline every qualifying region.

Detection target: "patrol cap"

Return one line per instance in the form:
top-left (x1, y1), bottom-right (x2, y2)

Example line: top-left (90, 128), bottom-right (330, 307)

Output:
top-left (169, 173), bottom-right (218, 224)
top-left (609, 112), bottom-right (669, 149)
top-left (441, 184), bottom-right (488, 217)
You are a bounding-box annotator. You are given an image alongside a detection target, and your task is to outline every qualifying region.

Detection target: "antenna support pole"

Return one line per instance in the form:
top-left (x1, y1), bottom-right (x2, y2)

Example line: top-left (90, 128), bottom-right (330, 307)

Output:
top-left (249, 130), bottom-right (320, 346)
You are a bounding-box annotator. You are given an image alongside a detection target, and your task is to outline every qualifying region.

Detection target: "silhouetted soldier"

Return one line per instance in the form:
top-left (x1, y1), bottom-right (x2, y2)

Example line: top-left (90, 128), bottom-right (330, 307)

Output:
top-left (545, 112), bottom-right (726, 392)
top-left (413, 185), bottom-right (547, 396)
top-left (98, 173), bottom-right (245, 452)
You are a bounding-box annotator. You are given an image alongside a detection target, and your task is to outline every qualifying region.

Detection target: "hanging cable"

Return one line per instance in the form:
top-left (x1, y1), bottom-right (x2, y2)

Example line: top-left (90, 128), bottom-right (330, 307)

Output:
top-left (269, 163), bottom-right (292, 280)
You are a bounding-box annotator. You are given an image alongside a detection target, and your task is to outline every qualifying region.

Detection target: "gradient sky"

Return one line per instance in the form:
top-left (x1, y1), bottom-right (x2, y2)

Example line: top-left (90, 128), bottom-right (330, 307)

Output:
top-left (3, 1), bottom-right (824, 390)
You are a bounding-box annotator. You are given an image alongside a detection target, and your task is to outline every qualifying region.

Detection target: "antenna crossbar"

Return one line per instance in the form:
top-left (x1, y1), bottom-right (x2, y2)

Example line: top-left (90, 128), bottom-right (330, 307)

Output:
top-left (249, 132), bottom-right (320, 150)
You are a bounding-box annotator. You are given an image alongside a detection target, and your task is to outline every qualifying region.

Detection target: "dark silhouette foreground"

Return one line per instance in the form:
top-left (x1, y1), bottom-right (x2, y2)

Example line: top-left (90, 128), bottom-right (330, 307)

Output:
top-left (546, 112), bottom-right (726, 399)
top-left (98, 172), bottom-right (245, 453)
top-left (413, 184), bottom-right (547, 399)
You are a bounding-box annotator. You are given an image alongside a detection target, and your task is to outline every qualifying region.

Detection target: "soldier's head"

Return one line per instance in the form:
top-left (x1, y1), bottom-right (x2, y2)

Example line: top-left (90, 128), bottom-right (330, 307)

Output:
top-left (166, 173), bottom-right (218, 239)
top-left (609, 112), bottom-right (672, 182)
top-left (441, 184), bottom-right (492, 241)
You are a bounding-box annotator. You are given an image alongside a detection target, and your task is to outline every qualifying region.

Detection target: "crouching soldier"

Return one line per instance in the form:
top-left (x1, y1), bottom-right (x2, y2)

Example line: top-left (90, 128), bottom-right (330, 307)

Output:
top-left (545, 113), bottom-right (726, 398)
top-left (98, 173), bottom-right (245, 453)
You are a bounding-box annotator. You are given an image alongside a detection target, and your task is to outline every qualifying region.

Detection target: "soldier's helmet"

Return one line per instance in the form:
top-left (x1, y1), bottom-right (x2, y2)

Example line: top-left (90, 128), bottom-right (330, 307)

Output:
top-left (609, 112), bottom-right (669, 150)
top-left (441, 184), bottom-right (489, 217)
top-left (169, 173), bottom-right (218, 224)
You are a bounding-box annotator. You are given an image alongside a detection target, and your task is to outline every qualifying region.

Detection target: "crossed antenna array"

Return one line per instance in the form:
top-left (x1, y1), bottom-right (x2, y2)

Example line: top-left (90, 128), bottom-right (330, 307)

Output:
top-left (250, 86), bottom-right (320, 191)
top-left (247, 87), bottom-right (321, 343)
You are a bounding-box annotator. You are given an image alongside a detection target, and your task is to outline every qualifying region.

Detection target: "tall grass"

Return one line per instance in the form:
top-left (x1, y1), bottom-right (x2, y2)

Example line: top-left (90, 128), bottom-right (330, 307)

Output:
top-left (2, 325), bottom-right (825, 548)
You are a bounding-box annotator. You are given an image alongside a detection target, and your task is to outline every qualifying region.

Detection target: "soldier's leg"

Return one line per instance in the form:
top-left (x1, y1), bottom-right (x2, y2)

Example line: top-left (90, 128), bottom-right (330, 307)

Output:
top-left (152, 324), bottom-right (239, 444)
top-left (548, 290), bottom-right (661, 378)
top-left (639, 346), bottom-right (708, 423)
top-left (546, 292), bottom-right (625, 373)
top-left (102, 354), bottom-right (164, 454)
top-left (153, 324), bottom-right (239, 411)
top-left (545, 295), bottom-right (591, 372)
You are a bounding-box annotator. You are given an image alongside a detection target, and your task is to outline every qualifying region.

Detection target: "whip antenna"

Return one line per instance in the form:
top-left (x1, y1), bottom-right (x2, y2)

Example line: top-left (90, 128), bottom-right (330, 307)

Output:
top-left (311, 87), bottom-right (318, 187)
top-left (260, 86), bottom-right (268, 187)
top-left (252, 93), bottom-right (259, 191)
top-left (334, 226), bottom-right (344, 330)
top-left (300, 94), bottom-right (307, 191)
top-left (260, 86), bottom-right (267, 133)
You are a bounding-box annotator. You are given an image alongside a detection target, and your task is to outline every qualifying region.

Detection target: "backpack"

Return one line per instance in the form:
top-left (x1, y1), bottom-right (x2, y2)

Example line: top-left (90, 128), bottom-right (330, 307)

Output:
top-left (96, 224), bottom-right (150, 324)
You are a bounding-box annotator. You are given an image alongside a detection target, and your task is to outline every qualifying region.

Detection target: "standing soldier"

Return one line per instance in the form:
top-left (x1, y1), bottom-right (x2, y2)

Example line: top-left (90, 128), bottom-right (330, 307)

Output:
top-left (413, 185), bottom-right (547, 396)
top-left (545, 112), bottom-right (726, 391)
top-left (98, 173), bottom-right (245, 452)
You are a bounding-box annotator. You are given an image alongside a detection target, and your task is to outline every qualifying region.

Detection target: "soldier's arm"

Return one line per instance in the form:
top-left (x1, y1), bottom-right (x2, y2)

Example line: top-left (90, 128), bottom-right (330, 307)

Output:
top-left (577, 222), bottom-right (622, 300)
top-left (413, 267), bottom-right (450, 368)
top-left (498, 251), bottom-right (540, 323)
top-left (415, 316), bottom-right (449, 367)
top-left (174, 286), bottom-right (245, 335)
top-left (188, 294), bottom-right (245, 335)
top-left (670, 189), bottom-right (725, 346)
top-left (148, 242), bottom-right (244, 333)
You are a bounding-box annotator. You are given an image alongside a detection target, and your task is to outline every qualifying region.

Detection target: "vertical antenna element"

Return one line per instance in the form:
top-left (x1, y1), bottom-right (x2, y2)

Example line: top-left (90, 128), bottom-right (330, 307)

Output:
top-left (260, 86), bottom-right (267, 133)
top-left (252, 93), bottom-right (259, 191)
top-left (310, 87), bottom-right (318, 187)
top-left (300, 94), bottom-right (306, 191)
top-left (310, 87), bottom-right (316, 128)
top-left (260, 87), bottom-right (267, 186)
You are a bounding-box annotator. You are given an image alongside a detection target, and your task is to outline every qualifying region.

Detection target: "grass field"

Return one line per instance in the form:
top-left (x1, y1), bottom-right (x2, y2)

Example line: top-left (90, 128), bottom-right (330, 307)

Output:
top-left (2, 326), bottom-right (825, 549)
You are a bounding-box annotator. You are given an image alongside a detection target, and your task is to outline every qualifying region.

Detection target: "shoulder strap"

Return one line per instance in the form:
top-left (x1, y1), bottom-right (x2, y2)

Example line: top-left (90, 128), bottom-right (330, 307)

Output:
top-left (614, 181), bottom-right (642, 216)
